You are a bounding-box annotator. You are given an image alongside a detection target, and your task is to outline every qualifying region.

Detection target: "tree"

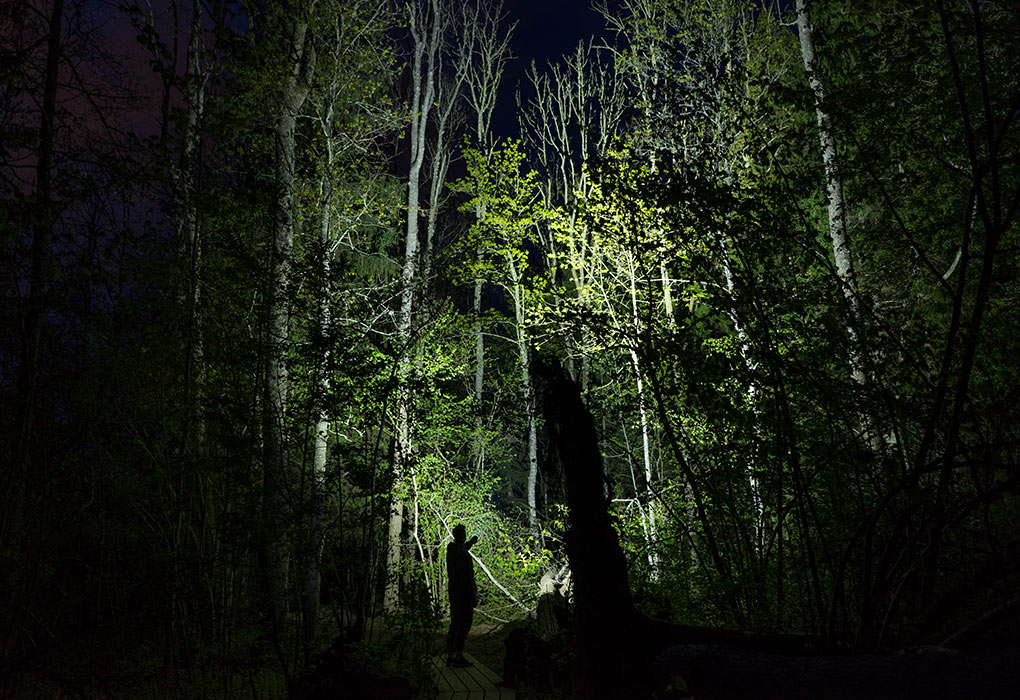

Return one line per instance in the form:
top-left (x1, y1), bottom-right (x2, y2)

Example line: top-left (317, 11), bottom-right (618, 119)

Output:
top-left (460, 0), bottom-right (515, 474)
top-left (258, 0), bottom-right (317, 640)
top-left (385, 0), bottom-right (444, 612)
top-left (519, 38), bottom-right (625, 386)
top-left (454, 141), bottom-right (546, 543)
top-left (795, 0), bottom-right (867, 399)
top-left (298, 0), bottom-right (397, 646)
top-left (1, 0), bottom-right (144, 674)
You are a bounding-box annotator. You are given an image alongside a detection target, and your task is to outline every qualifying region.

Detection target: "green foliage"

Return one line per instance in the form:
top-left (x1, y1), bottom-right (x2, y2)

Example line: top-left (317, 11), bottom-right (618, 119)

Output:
top-left (450, 141), bottom-right (550, 288)
top-left (5, 3), bottom-right (1020, 695)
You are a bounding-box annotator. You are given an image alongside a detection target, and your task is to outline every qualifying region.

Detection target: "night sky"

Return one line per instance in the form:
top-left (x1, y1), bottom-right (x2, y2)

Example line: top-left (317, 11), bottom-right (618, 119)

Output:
top-left (498, 0), bottom-right (621, 136)
top-left (505, 0), bottom-right (615, 65)
top-left (100, 0), bottom-right (621, 143)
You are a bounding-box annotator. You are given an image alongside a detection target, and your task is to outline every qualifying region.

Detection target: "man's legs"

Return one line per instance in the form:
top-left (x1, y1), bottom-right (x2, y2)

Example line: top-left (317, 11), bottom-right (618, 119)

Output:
top-left (446, 599), bottom-right (474, 665)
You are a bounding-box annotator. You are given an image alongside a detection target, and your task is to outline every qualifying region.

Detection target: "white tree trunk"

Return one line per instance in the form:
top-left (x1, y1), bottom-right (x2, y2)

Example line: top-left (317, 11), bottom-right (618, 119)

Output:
top-left (719, 238), bottom-right (765, 551)
top-left (627, 254), bottom-right (658, 577)
top-left (796, 0), bottom-right (864, 386)
top-left (622, 423), bottom-right (655, 572)
top-left (473, 277), bottom-right (485, 473)
top-left (518, 312), bottom-right (540, 544)
top-left (462, 1), bottom-right (513, 475)
top-left (263, 10), bottom-right (314, 631)
top-left (510, 270), bottom-right (541, 545)
top-left (386, 0), bottom-right (441, 612)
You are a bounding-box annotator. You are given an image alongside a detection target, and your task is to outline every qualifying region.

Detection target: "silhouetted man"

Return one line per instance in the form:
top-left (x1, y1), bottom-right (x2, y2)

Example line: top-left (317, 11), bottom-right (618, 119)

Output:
top-left (446, 523), bottom-right (478, 667)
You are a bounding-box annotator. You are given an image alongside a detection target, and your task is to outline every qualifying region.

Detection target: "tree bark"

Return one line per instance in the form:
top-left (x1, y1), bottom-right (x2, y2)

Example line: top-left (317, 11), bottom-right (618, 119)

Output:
top-left (386, 0), bottom-right (441, 612)
top-left (626, 253), bottom-right (658, 577)
top-left (536, 359), bottom-right (638, 697)
top-left (179, 0), bottom-right (207, 458)
top-left (536, 359), bottom-right (818, 698)
top-left (795, 0), bottom-right (864, 386)
top-left (719, 237), bottom-right (764, 552)
top-left (514, 276), bottom-right (541, 545)
top-left (263, 8), bottom-right (314, 632)
top-left (473, 277), bottom-right (485, 473)
top-left (461, 0), bottom-right (513, 475)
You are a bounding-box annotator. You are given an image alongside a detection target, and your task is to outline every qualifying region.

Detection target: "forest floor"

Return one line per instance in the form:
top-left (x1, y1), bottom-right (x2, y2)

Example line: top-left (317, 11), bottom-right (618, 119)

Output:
top-left (0, 614), bottom-right (533, 699)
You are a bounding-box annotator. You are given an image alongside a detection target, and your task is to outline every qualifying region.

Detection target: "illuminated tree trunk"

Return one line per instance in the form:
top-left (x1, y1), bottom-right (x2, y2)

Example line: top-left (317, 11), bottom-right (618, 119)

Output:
top-left (500, 247), bottom-right (540, 543)
top-left (519, 39), bottom-right (622, 394)
top-left (305, 387), bottom-right (329, 644)
top-left (514, 278), bottom-right (541, 545)
top-left (263, 9), bottom-right (314, 631)
top-left (386, 0), bottom-right (441, 612)
top-left (719, 238), bottom-right (765, 551)
top-left (625, 253), bottom-right (658, 577)
top-left (421, 14), bottom-right (467, 282)
top-left (472, 277), bottom-right (486, 473)
top-left (660, 259), bottom-right (675, 327)
top-left (795, 0), bottom-right (864, 386)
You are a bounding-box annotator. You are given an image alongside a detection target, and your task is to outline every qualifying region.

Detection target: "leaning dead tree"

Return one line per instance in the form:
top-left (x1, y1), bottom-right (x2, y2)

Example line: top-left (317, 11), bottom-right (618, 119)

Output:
top-left (536, 357), bottom-right (815, 698)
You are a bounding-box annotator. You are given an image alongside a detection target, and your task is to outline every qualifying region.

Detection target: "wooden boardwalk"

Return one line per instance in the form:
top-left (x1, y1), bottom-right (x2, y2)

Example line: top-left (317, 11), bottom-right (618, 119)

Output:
top-left (432, 652), bottom-right (515, 700)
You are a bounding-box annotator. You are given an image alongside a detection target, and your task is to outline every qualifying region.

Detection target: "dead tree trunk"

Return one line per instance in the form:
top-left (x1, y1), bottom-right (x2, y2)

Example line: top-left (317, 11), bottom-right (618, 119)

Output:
top-left (536, 358), bottom-right (819, 697)
top-left (536, 358), bottom-right (638, 697)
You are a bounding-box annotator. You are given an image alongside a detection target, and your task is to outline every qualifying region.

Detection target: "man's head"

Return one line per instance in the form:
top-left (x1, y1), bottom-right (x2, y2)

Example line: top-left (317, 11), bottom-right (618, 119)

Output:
top-left (452, 523), bottom-right (466, 543)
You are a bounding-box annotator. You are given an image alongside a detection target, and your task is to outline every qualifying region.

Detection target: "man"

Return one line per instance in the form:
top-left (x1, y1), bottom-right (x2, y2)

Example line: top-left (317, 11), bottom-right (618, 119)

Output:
top-left (446, 524), bottom-right (478, 667)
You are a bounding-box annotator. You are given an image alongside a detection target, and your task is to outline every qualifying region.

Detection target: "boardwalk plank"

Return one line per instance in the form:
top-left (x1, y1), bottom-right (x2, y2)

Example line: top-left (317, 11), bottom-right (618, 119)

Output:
top-left (462, 653), bottom-right (501, 684)
top-left (461, 666), bottom-right (494, 694)
top-left (435, 658), bottom-right (472, 692)
top-left (434, 654), bottom-right (515, 700)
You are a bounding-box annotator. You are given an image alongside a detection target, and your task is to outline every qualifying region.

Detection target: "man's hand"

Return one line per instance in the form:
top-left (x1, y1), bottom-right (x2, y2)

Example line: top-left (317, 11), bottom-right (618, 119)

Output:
top-left (467, 535), bottom-right (479, 548)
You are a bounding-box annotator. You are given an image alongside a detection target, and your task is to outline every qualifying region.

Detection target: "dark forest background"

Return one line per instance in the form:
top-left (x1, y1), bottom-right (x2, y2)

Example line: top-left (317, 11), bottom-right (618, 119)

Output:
top-left (2, 0), bottom-right (1019, 697)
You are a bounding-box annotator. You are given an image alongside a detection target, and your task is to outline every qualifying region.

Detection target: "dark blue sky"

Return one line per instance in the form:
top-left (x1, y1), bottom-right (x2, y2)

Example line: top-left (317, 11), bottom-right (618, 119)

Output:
top-left (504, 0), bottom-right (615, 66)
top-left (103, 0), bottom-right (623, 142)
top-left (495, 0), bottom-right (622, 137)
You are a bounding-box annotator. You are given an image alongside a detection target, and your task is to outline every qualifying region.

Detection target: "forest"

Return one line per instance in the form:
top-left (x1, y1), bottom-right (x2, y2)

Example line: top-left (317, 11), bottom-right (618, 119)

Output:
top-left (2, 0), bottom-right (1019, 697)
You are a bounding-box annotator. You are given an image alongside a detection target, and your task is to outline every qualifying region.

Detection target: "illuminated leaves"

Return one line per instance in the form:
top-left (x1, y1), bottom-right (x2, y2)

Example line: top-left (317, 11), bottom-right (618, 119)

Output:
top-left (451, 141), bottom-right (547, 284)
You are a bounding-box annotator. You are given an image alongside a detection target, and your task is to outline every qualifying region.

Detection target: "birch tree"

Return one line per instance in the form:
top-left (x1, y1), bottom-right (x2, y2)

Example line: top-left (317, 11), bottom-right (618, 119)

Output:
top-left (460, 0), bottom-right (515, 474)
top-left (300, 0), bottom-right (394, 644)
top-left (261, 0), bottom-right (316, 631)
top-left (385, 0), bottom-right (444, 612)
top-left (454, 143), bottom-right (545, 543)
top-left (519, 39), bottom-right (624, 390)
top-left (795, 0), bottom-right (864, 387)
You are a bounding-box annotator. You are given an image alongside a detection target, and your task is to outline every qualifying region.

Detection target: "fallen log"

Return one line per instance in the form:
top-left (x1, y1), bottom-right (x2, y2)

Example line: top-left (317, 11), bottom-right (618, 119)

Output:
top-left (651, 643), bottom-right (1020, 699)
